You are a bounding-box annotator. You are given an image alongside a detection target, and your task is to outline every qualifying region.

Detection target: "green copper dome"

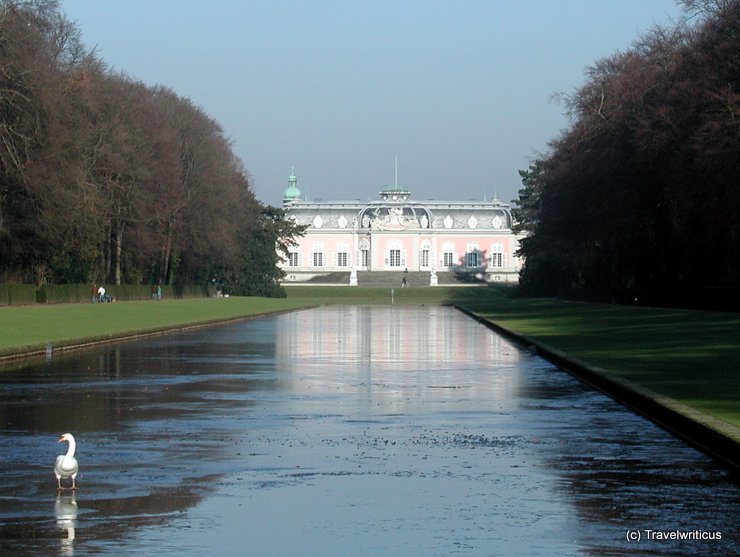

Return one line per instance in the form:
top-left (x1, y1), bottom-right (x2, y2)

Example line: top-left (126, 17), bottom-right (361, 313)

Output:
top-left (282, 170), bottom-right (302, 203)
top-left (379, 184), bottom-right (411, 201)
top-left (380, 184), bottom-right (407, 193)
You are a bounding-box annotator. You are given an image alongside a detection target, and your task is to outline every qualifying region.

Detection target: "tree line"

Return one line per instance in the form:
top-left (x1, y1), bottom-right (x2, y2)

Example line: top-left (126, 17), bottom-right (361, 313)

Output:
top-left (514, 0), bottom-right (739, 304)
top-left (0, 0), bottom-right (300, 296)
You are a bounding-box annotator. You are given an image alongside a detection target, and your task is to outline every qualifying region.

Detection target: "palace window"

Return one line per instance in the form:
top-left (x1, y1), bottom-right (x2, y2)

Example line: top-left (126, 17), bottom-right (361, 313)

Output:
top-left (359, 239), bottom-right (370, 268)
top-left (385, 240), bottom-right (405, 268)
top-left (465, 243), bottom-right (480, 268)
top-left (287, 252), bottom-right (299, 267)
top-left (442, 242), bottom-right (455, 268)
top-left (312, 243), bottom-right (325, 267)
top-left (420, 241), bottom-right (432, 269)
top-left (335, 242), bottom-right (349, 267)
top-left (489, 243), bottom-right (505, 268)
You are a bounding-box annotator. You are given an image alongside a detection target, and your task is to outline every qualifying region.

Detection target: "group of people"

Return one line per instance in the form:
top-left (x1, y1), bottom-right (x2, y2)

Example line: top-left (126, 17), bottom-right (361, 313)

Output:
top-left (90, 284), bottom-right (163, 303)
top-left (151, 284), bottom-right (162, 301)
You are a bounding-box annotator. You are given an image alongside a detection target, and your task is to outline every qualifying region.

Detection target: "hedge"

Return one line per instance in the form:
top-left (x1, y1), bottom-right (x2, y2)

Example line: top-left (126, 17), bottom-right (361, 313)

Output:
top-left (0, 283), bottom-right (214, 305)
top-left (0, 283), bottom-right (37, 306)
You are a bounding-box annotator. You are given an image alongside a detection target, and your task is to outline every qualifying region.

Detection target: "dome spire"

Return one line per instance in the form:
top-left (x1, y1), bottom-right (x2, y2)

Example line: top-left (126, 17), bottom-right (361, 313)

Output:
top-left (379, 156), bottom-right (411, 201)
top-left (282, 167), bottom-right (302, 204)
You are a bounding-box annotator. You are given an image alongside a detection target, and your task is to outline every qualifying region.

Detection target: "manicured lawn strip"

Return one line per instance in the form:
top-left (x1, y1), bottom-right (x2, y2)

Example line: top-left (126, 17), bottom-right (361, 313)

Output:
top-left (0, 297), bottom-right (312, 355)
top-left (458, 297), bottom-right (740, 429)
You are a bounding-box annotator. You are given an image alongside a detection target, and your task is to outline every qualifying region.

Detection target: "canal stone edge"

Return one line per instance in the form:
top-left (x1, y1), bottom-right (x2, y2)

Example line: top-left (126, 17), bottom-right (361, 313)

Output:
top-left (455, 305), bottom-right (740, 474)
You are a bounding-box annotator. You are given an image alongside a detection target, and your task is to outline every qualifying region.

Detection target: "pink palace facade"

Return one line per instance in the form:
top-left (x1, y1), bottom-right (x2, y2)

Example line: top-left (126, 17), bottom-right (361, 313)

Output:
top-left (279, 171), bottom-right (524, 283)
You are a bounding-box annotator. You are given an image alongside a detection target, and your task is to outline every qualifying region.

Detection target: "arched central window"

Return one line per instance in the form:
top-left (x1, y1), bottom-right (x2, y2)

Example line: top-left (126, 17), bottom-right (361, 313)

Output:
top-left (384, 239), bottom-right (405, 269)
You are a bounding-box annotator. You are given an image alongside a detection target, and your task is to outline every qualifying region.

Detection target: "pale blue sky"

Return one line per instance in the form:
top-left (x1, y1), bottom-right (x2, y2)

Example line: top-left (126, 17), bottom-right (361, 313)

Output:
top-left (60, 0), bottom-right (682, 206)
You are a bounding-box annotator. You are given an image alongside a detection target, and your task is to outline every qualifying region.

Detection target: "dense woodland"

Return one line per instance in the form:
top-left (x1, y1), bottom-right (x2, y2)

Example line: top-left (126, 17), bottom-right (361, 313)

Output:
top-left (0, 0), bottom-right (300, 297)
top-left (514, 0), bottom-right (739, 304)
top-left (4, 1), bottom-right (737, 303)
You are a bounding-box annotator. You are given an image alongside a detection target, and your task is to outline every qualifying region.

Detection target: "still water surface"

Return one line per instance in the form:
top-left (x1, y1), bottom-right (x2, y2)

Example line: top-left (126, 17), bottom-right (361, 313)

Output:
top-left (0, 305), bottom-right (737, 556)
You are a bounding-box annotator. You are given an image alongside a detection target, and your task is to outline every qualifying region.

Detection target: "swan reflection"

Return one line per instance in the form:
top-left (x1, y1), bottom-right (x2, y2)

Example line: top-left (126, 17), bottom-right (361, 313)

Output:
top-left (54, 492), bottom-right (78, 556)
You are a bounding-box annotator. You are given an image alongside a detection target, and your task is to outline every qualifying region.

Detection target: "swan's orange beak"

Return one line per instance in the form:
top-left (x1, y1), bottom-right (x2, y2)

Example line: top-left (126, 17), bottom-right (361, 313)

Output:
top-left (57, 436), bottom-right (65, 443)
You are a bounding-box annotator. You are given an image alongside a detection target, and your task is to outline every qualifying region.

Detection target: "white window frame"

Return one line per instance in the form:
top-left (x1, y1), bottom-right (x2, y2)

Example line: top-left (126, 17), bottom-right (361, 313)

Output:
top-left (384, 240), bottom-right (406, 269)
top-left (465, 243), bottom-right (480, 268)
top-left (420, 241), bottom-right (432, 269)
top-left (442, 242), bottom-right (455, 268)
top-left (489, 243), bottom-right (506, 268)
top-left (335, 242), bottom-right (349, 267)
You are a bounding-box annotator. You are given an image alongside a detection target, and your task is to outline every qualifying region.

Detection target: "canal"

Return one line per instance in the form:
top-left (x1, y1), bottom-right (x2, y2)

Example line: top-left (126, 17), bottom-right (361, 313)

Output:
top-left (0, 305), bottom-right (737, 555)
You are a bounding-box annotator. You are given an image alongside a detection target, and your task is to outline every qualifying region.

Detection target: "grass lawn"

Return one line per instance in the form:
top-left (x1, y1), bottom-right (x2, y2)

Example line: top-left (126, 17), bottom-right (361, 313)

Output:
top-left (0, 296), bottom-right (312, 355)
top-left (456, 296), bottom-right (740, 429)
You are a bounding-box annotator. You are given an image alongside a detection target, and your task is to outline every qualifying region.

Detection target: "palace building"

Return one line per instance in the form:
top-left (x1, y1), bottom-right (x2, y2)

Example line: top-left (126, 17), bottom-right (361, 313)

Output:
top-left (279, 170), bottom-right (523, 285)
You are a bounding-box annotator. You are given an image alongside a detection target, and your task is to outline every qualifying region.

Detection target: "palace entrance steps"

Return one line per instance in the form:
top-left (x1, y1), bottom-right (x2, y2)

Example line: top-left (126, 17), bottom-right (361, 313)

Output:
top-left (358, 271), bottom-right (434, 287)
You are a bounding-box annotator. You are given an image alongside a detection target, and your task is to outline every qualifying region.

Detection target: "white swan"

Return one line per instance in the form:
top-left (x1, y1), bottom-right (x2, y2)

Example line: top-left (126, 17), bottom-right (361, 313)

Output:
top-left (54, 433), bottom-right (79, 490)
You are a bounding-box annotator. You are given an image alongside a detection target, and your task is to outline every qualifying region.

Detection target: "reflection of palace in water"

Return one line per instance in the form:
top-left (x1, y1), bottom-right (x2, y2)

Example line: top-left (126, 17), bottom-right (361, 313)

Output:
top-left (275, 306), bottom-right (524, 405)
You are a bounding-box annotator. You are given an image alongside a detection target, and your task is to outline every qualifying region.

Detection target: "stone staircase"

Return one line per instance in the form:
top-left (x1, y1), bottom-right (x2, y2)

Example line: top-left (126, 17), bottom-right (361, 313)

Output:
top-left (356, 271), bottom-right (477, 287)
top-left (354, 271), bottom-right (422, 288)
top-left (303, 272), bottom-right (351, 284)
